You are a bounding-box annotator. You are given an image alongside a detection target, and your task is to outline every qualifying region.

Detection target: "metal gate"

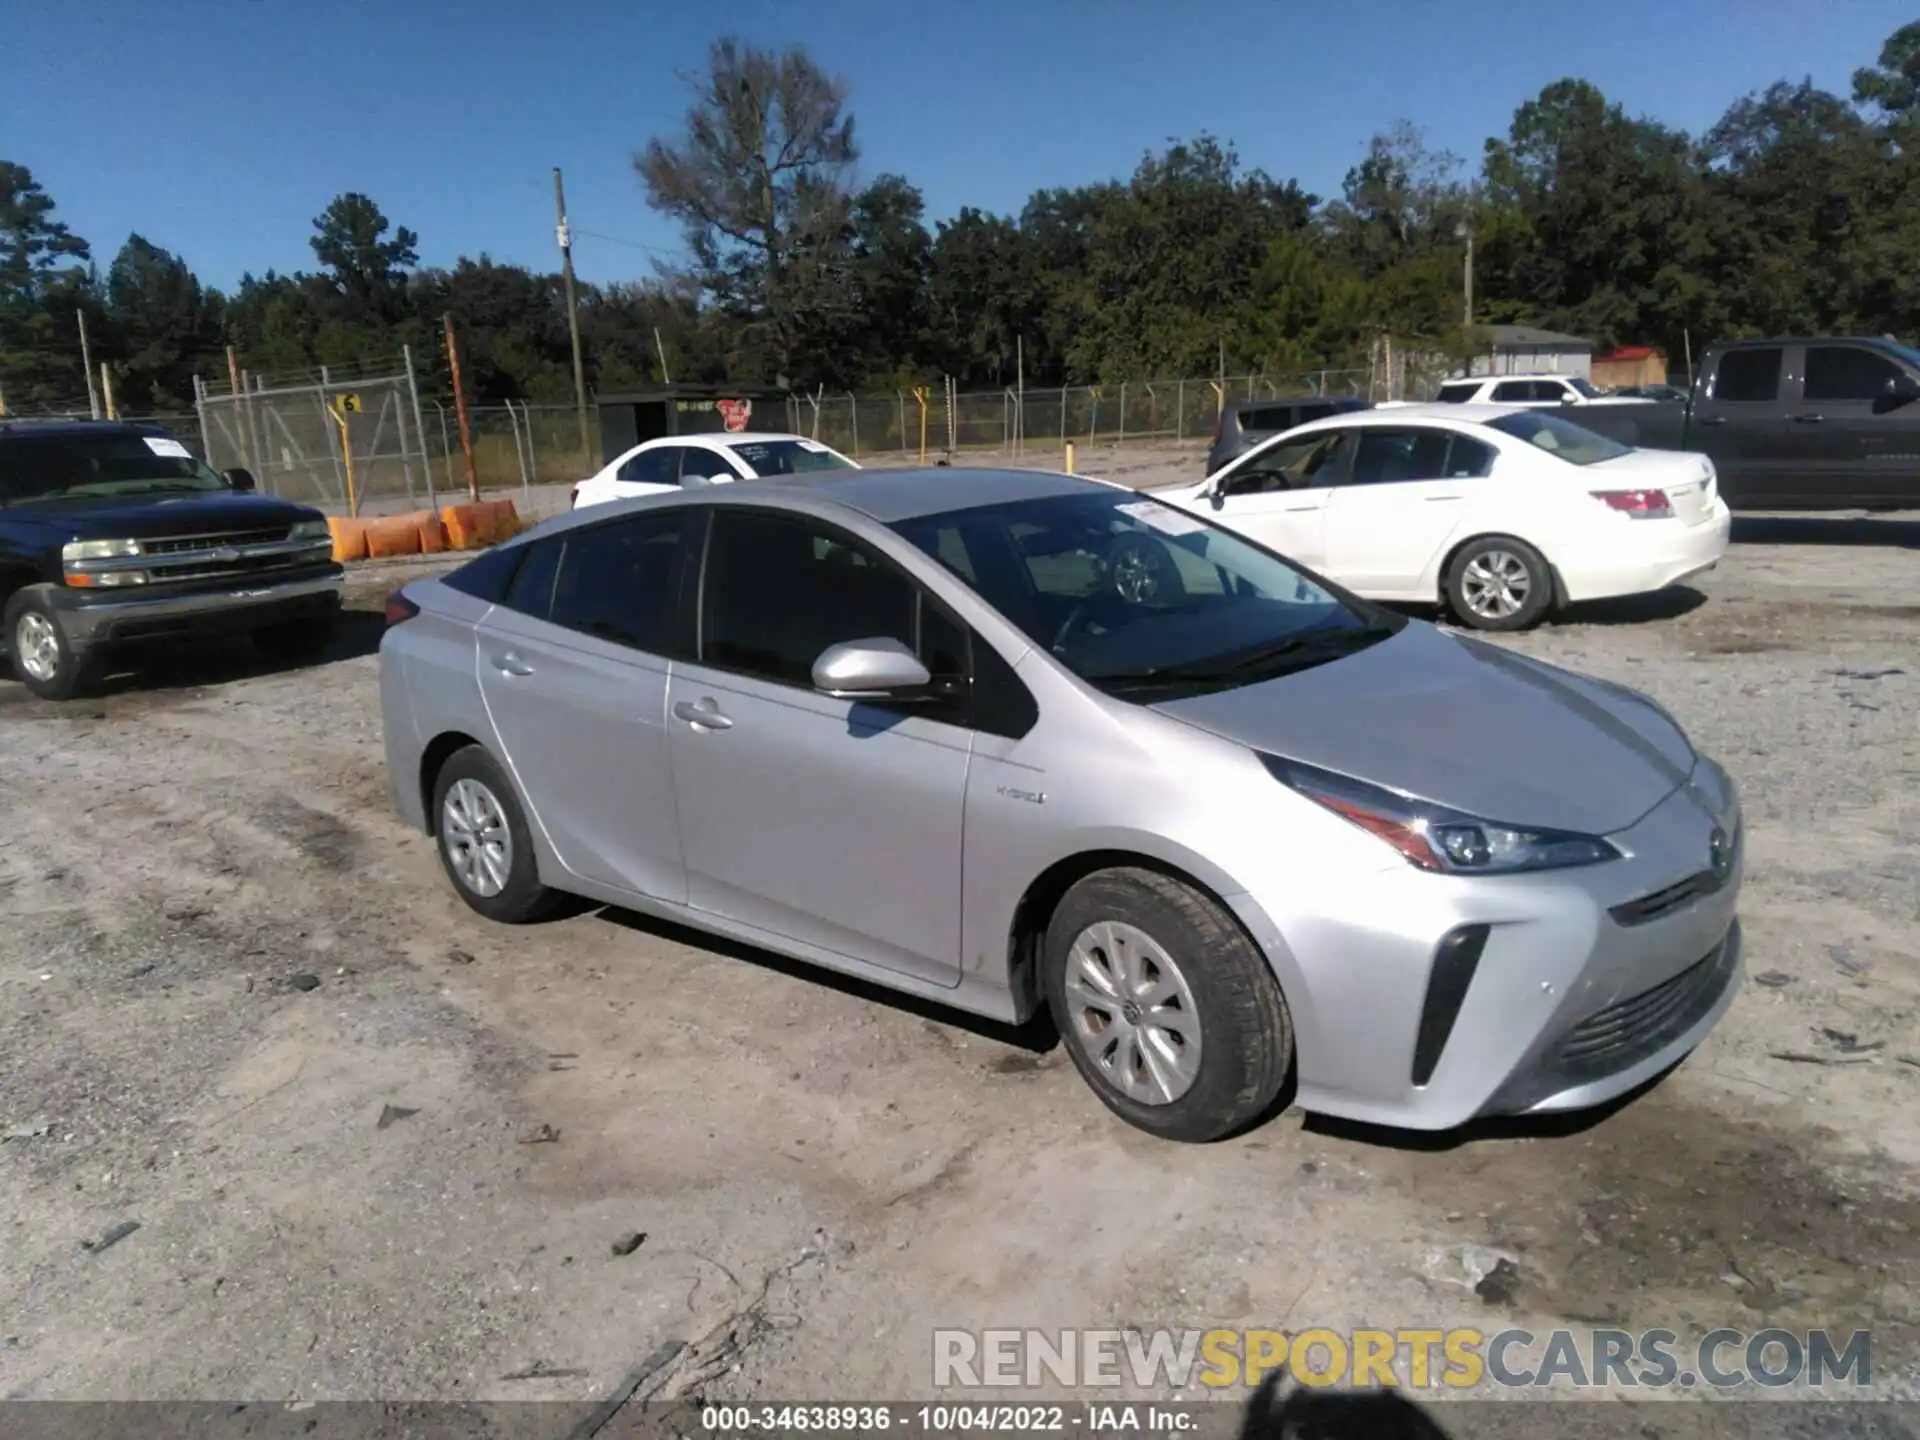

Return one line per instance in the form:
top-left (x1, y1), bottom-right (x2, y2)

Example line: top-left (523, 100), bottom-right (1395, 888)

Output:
top-left (197, 369), bottom-right (435, 512)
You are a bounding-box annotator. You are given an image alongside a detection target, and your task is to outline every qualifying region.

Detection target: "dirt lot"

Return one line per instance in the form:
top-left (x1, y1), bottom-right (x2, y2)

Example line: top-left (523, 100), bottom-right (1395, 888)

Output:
top-left (2, 472), bottom-right (1917, 1419)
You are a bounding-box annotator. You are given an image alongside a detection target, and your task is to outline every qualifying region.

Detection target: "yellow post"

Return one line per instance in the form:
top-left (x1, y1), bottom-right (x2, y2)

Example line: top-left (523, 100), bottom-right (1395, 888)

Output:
top-left (913, 385), bottom-right (930, 464)
top-left (329, 392), bottom-right (363, 516)
top-left (100, 363), bottom-right (118, 420)
top-left (331, 410), bottom-right (359, 516)
top-left (1065, 441), bottom-right (1076, 475)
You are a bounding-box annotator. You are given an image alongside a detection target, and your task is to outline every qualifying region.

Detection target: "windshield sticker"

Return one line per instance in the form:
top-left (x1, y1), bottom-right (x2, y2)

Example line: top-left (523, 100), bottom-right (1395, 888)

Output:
top-left (1116, 499), bottom-right (1207, 536)
top-left (144, 437), bottom-right (192, 459)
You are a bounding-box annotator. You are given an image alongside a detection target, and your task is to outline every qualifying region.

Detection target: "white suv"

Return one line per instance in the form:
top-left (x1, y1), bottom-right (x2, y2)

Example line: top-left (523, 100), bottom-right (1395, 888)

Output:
top-left (1434, 375), bottom-right (1651, 407)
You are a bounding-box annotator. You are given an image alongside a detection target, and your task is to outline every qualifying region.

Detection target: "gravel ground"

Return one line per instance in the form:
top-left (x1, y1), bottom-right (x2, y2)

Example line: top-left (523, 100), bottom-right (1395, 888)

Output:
top-left (1, 466), bottom-right (1917, 1423)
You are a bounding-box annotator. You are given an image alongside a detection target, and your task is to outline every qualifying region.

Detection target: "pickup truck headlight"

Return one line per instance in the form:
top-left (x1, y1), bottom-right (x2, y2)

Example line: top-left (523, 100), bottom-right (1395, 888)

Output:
top-left (289, 519), bottom-right (332, 543)
top-left (1261, 754), bottom-right (1621, 875)
top-left (63, 538), bottom-right (142, 562)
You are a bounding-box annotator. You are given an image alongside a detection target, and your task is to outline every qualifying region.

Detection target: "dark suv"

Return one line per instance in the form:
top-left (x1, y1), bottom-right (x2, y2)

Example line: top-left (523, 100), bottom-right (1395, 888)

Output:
top-left (1204, 395), bottom-right (1369, 475)
top-left (0, 420), bottom-right (344, 699)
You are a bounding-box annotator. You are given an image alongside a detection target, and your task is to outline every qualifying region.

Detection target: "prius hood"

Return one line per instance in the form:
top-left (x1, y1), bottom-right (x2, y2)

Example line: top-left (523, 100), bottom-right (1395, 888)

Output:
top-left (1150, 623), bottom-right (1697, 835)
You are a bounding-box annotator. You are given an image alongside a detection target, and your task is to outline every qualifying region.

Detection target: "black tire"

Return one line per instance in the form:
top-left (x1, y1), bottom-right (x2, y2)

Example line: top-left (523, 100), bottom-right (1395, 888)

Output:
top-left (1443, 535), bottom-right (1554, 632)
top-left (5, 586), bottom-right (100, 701)
top-left (1042, 867), bottom-right (1293, 1143)
top-left (254, 613), bottom-right (337, 661)
top-left (429, 744), bottom-right (560, 924)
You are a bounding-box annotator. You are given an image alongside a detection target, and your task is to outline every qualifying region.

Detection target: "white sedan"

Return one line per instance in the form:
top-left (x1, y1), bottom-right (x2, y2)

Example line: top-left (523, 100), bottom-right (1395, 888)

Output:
top-left (571, 432), bottom-right (859, 509)
top-left (1154, 404), bottom-right (1730, 631)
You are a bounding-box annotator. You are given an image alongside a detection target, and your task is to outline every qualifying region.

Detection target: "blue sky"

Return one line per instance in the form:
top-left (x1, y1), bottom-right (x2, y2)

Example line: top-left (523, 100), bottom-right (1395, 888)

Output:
top-left (7, 0), bottom-right (1910, 292)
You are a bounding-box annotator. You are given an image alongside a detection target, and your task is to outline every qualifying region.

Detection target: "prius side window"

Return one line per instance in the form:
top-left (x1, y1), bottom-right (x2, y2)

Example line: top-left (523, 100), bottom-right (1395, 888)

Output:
top-left (500, 537), bottom-right (561, 619)
top-left (701, 510), bottom-right (917, 686)
top-left (544, 514), bottom-right (690, 653)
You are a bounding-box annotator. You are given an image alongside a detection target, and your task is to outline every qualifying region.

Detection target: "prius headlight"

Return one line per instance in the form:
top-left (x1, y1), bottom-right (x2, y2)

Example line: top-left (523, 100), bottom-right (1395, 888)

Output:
top-left (1261, 755), bottom-right (1621, 875)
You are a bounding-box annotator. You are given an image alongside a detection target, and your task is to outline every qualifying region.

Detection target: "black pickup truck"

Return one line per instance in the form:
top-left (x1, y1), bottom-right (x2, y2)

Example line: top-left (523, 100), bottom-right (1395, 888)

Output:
top-left (1559, 336), bottom-right (1920, 510)
top-left (0, 420), bottom-right (345, 700)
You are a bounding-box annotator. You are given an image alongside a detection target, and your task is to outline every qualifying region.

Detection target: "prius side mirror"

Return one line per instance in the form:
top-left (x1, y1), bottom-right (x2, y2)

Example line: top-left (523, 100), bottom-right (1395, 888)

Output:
top-left (811, 637), bottom-right (933, 700)
top-left (224, 467), bottom-right (257, 493)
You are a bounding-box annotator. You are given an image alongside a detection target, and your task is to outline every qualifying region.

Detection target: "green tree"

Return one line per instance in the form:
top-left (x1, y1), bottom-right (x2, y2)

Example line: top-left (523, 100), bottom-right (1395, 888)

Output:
top-left (1065, 136), bottom-right (1315, 380)
top-left (309, 192), bottom-right (419, 328)
top-left (1702, 80), bottom-right (1887, 335)
top-left (635, 37), bottom-right (859, 386)
top-left (0, 162), bottom-right (94, 407)
top-left (1482, 80), bottom-right (1720, 358)
top-left (842, 174), bottom-right (932, 385)
top-left (1854, 21), bottom-right (1920, 119)
top-left (103, 234), bottom-right (221, 408)
top-left (927, 207), bottom-right (1035, 387)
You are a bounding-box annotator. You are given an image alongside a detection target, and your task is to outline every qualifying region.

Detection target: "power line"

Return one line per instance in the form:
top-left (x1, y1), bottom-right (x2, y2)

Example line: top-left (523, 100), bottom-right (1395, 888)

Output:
top-left (571, 228), bottom-right (683, 258)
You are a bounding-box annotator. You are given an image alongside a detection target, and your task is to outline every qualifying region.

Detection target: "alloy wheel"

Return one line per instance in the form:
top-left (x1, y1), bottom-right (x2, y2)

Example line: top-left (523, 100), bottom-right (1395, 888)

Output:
top-left (1460, 550), bottom-right (1532, 620)
top-left (15, 612), bottom-right (61, 683)
top-left (442, 777), bottom-right (513, 898)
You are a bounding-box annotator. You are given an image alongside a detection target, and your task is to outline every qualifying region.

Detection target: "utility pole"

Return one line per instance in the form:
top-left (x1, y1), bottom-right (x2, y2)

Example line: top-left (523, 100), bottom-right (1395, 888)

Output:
top-left (78, 310), bottom-right (101, 419)
top-left (444, 314), bottom-right (479, 501)
top-left (553, 167), bottom-right (591, 464)
top-left (1459, 222), bottom-right (1475, 330)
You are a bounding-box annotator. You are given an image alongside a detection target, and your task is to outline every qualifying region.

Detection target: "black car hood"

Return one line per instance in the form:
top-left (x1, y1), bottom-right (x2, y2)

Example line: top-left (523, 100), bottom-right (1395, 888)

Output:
top-left (4, 492), bottom-right (321, 538)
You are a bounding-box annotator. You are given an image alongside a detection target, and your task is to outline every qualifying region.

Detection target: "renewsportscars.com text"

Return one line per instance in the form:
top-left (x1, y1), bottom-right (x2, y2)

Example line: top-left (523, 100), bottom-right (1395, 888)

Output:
top-left (932, 1326), bottom-right (1873, 1392)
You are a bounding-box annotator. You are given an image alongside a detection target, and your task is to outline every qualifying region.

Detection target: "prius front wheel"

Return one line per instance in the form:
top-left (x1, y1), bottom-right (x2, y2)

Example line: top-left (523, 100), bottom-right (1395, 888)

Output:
top-left (1043, 867), bottom-right (1293, 1143)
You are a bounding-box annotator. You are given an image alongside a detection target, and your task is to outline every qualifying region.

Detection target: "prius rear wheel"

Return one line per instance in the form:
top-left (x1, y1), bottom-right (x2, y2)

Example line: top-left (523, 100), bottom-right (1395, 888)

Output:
top-left (431, 745), bottom-right (559, 924)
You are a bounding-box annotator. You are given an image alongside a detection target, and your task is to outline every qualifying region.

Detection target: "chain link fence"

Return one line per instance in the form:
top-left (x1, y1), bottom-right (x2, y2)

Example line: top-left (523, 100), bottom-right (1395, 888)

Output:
top-left (199, 369), bottom-right (435, 511)
top-left (783, 369), bottom-right (1384, 462)
top-left (171, 350), bottom-right (1452, 515)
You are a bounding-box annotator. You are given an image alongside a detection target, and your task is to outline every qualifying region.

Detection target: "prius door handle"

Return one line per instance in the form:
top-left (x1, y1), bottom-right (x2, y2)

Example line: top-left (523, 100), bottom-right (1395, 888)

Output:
top-left (490, 651), bottom-right (534, 677)
top-left (1792, 413), bottom-right (1825, 424)
top-left (1424, 493), bottom-right (1465, 502)
top-left (1281, 503), bottom-right (1319, 512)
top-left (672, 699), bottom-right (733, 730)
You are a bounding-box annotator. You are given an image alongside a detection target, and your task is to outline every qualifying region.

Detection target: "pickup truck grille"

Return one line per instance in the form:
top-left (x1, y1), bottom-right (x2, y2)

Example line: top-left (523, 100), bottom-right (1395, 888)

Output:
top-left (65, 524), bottom-right (333, 590)
top-left (143, 526), bottom-right (291, 556)
top-left (137, 526), bottom-right (326, 585)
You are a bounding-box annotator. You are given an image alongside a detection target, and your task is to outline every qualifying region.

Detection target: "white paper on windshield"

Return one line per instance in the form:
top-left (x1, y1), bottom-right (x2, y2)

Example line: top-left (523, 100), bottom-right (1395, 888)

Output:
top-left (144, 436), bottom-right (192, 459)
top-left (1116, 499), bottom-right (1206, 537)
top-left (796, 439), bottom-right (829, 452)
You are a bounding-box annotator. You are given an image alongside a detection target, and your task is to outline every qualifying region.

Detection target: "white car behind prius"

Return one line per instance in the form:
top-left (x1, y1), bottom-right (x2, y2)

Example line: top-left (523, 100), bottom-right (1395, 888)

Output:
top-left (1156, 405), bottom-right (1731, 631)
top-left (571, 432), bottom-right (859, 510)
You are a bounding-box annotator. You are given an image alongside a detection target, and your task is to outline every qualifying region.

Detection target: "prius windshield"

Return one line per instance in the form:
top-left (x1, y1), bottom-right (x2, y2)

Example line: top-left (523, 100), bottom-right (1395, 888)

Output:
top-left (891, 489), bottom-right (1400, 699)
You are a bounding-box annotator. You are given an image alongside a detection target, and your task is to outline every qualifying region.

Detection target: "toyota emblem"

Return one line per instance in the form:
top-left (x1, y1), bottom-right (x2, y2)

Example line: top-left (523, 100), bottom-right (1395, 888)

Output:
top-left (1708, 826), bottom-right (1732, 881)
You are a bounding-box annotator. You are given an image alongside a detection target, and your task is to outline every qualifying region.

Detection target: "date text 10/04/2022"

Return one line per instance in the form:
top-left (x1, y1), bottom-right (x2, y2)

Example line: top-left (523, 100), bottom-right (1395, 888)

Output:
top-left (699, 1404), bottom-right (1197, 1433)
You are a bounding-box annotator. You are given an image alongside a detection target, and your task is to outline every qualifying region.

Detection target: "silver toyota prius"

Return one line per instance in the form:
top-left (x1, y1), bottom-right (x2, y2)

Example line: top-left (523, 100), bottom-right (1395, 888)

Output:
top-left (378, 467), bottom-right (1743, 1143)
